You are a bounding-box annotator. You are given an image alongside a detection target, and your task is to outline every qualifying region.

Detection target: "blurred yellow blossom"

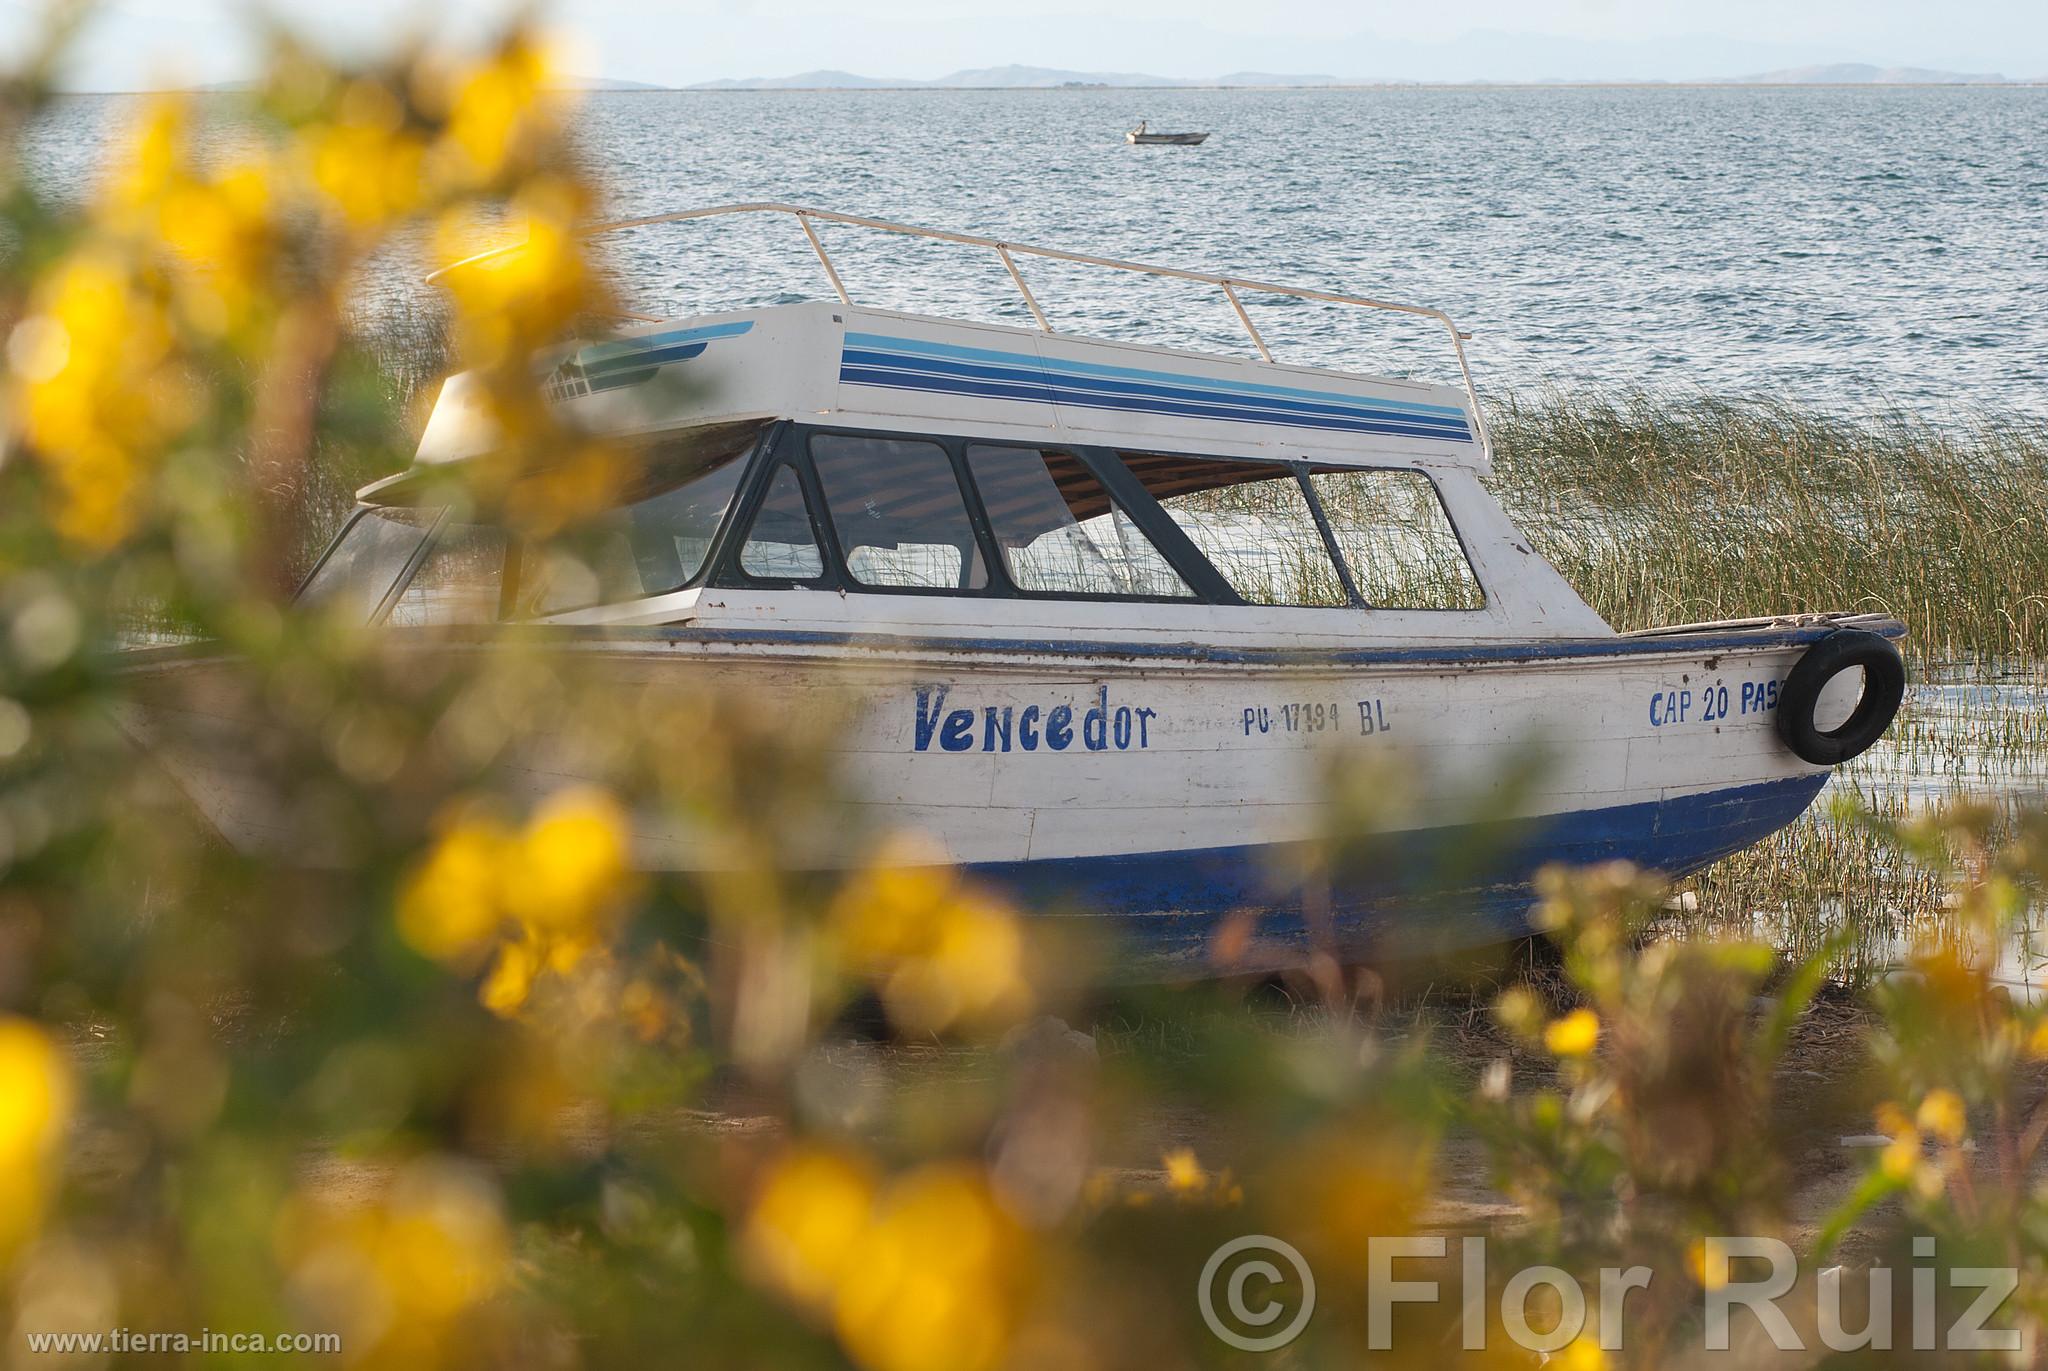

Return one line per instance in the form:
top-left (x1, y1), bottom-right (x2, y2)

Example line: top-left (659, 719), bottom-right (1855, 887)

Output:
top-left (1916, 1088), bottom-right (1966, 1144)
top-left (275, 1158), bottom-right (508, 1364)
top-left (835, 1164), bottom-right (1027, 1371)
top-left (744, 1147), bottom-right (881, 1314)
top-left (9, 248), bottom-right (191, 548)
top-left (501, 784), bottom-right (633, 936)
top-left (1544, 1007), bottom-right (1600, 1058)
top-left (397, 812), bottom-right (514, 964)
top-left (435, 178), bottom-right (599, 373)
top-left (439, 34), bottom-right (555, 185)
top-left (0, 1018), bottom-right (72, 1261)
top-left (1872, 1102), bottom-right (1947, 1196)
top-left (1162, 1147), bottom-right (1205, 1194)
top-left (397, 786), bottom-right (635, 1015)
top-left (478, 933), bottom-right (543, 1018)
top-left (831, 834), bottom-right (1032, 1035)
top-left (1686, 1238), bottom-right (1725, 1291)
top-left (1880, 1130), bottom-right (1921, 1182)
top-left (302, 80), bottom-right (428, 229)
top-left (1553, 1334), bottom-right (1610, 1371)
top-left (745, 1152), bottom-right (1029, 1371)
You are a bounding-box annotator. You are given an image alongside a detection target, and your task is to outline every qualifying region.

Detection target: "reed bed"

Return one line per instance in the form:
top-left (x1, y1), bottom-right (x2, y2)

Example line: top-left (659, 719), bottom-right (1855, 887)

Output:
top-left (1486, 391), bottom-right (2048, 664)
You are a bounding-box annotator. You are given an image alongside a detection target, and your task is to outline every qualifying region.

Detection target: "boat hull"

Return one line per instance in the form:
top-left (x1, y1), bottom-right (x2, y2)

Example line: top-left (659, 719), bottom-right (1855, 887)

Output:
top-left (118, 620), bottom-right (1880, 965)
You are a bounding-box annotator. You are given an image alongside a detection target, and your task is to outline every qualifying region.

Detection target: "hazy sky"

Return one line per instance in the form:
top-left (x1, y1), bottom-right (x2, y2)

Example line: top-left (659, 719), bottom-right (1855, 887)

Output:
top-left (9, 0), bottom-right (2048, 88)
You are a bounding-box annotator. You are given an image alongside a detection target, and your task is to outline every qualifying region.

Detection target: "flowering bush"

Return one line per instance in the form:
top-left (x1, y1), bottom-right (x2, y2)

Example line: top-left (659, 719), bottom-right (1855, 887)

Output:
top-left (0, 11), bottom-right (2040, 1371)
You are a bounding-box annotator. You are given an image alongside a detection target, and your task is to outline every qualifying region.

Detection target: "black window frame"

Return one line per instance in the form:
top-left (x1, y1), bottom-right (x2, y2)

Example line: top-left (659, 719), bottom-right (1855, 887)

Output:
top-left (1106, 446), bottom-right (1358, 608)
top-left (794, 426), bottom-right (1002, 598)
top-left (954, 439), bottom-right (1211, 606)
top-left (1301, 461), bottom-right (1489, 612)
top-left (717, 428), bottom-right (838, 591)
top-left (694, 425), bottom-right (1486, 614)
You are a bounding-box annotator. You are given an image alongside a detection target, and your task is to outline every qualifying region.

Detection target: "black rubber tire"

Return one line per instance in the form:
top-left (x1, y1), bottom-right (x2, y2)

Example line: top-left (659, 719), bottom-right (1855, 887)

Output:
top-left (1773, 629), bottom-right (1906, 765)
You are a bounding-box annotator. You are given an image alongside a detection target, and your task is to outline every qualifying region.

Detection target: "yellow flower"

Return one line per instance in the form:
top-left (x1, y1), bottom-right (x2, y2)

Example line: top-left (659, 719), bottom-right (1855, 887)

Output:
top-left (0, 1018), bottom-right (73, 1260)
top-left (503, 785), bottom-right (633, 938)
top-left (1543, 1008), bottom-right (1600, 1058)
top-left (275, 1158), bottom-right (508, 1361)
top-left (434, 179), bottom-right (599, 371)
top-left (744, 1148), bottom-right (880, 1314)
top-left (301, 80), bottom-right (427, 229)
top-left (1553, 1334), bottom-right (1610, 1371)
top-left (439, 34), bottom-right (555, 185)
top-left (1162, 1148), bottom-right (1206, 1195)
top-left (397, 787), bottom-right (634, 1014)
top-left (397, 815), bottom-right (514, 964)
top-left (478, 934), bottom-right (543, 1018)
top-left (834, 1165), bottom-right (1025, 1371)
top-left (2027, 1018), bottom-right (2048, 1059)
top-left (831, 835), bottom-right (1031, 1035)
top-left (1880, 1129), bottom-right (1922, 1182)
top-left (10, 249), bottom-right (190, 549)
top-left (1917, 1089), bottom-right (1967, 1145)
top-left (1686, 1238), bottom-right (1726, 1291)
top-left (103, 96), bottom-right (188, 223)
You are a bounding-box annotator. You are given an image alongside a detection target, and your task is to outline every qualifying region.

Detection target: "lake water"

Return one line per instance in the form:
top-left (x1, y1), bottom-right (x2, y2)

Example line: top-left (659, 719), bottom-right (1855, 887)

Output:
top-left (26, 85), bottom-right (2048, 417)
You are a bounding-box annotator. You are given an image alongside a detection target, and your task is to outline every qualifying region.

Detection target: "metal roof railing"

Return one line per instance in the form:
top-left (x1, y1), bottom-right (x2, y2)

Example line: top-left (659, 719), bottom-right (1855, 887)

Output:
top-left (427, 201), bottom-right (1493, 458)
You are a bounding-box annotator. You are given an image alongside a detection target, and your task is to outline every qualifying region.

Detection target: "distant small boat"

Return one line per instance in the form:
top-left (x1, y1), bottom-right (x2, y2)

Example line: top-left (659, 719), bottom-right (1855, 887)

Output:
top-left (1127, 120), bottom-right (1209, 145)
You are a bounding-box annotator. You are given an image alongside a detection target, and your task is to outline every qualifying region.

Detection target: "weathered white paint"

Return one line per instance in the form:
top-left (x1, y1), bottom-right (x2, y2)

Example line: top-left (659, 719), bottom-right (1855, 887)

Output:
top-left (118, 620), bottom-right (1880, 875)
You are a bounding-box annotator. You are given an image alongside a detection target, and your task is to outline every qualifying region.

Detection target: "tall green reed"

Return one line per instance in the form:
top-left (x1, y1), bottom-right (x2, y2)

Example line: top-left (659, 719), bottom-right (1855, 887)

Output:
top-left (1486, 391), bottom-right (2048, 664)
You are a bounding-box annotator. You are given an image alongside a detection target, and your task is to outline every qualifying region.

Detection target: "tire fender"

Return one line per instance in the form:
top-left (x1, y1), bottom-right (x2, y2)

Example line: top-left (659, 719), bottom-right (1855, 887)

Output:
top-left (1773, 629), bottom-right (1906, 766)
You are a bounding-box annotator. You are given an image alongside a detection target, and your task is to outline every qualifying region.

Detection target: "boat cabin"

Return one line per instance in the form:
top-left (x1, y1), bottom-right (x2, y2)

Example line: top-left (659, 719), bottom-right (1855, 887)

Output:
top-left (306, 208), bottom-right (1610, 649)
top-left (309, 328), bottom-right (1611, 648)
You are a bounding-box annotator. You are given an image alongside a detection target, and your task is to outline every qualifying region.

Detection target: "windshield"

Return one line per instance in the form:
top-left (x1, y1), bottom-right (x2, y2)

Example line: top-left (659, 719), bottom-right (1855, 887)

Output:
top-left (302, 423), bottom-right (767, 624)
top-left (297, 507), bottom-right (438, 621)
top-left (517, 447), bottom-right (752, 615)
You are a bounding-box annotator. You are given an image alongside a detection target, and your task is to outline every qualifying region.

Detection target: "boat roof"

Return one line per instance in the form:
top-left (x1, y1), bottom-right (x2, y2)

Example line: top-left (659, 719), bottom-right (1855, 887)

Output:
top-left (403, 204), bottom-right (1494, 493)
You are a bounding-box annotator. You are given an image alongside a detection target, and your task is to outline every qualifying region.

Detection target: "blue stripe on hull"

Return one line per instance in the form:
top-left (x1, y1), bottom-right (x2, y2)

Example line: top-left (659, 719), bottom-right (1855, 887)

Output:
top-left (965, 774), bottom-right (1829, 967)
top-left (576, 620), bottom-right (1905, 666)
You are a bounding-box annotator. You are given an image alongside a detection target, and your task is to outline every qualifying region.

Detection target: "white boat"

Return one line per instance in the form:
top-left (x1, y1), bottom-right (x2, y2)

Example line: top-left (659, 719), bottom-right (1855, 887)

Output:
top-left (1127, 121), bottom-right (1209, 145)
top-left (123, 204), bottom-right (1905, 967)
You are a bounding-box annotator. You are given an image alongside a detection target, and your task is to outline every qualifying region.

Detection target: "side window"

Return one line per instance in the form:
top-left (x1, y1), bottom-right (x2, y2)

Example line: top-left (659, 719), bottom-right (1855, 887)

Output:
top-left (738, 462), bottom-right (826, 581)
top-left (809, 434), bottom-right (989, 591)
top-left (1308, 467), bottom-right (1484, 610)
top-left (964, 444), bottom-right (1190, 598)
top-left (1116, 453), bottom-right (1349, 608)
top-left (387, 522), bottom-right (508, 626)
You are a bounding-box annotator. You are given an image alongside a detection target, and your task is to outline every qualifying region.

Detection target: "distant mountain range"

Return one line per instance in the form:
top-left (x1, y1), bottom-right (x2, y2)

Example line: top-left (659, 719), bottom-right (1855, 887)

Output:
top-left (557, 76), bottom-right (673, 92)
top-left (1726, 63), bottom-right (2010, 85)
top-left (681, 62), bottom-right (2033, 90)
top-left (686, 65), bottom-right (1340, 90)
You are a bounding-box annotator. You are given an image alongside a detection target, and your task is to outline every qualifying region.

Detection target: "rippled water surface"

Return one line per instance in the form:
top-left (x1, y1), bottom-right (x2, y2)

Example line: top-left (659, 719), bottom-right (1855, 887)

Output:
top-left (29, 85), bottom-right (2048, 415)
top-left (582, 86), bottom-right (2046, 415)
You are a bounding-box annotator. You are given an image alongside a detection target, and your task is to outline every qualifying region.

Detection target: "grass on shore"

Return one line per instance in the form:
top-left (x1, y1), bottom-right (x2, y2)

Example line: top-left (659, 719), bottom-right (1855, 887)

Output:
top-left (1486, 390), bottom-right (2048, 665)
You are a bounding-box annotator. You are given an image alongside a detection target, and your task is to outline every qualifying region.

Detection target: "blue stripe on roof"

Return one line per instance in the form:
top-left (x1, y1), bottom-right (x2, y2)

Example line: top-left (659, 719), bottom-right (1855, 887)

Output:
top-left (586, 341), bottom-right (709, 376)
top-left (841, 348), bottom-right (1473, 436)
top-left (576, 320), bottom-right (753, 368)
top-left (840, 364), bottom-right (1470, 442)
top-left (843, 330), bottom-right (1471, 420)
